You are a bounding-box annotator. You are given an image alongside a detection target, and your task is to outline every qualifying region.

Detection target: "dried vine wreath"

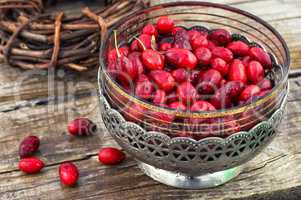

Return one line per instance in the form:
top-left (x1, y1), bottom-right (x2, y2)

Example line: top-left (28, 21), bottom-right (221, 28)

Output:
top-left (0, 0), bottom-right (148, 71)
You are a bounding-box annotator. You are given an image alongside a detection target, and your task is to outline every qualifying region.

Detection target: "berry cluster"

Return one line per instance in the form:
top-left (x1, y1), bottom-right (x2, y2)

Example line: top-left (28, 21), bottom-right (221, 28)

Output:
top-left (18, 118), bottom-right (125, 187)
top-left (107, 16), bottom-right (273, 123)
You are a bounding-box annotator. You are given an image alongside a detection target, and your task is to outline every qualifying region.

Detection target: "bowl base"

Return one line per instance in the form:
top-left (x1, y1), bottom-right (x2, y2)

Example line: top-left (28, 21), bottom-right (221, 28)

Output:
top-left (138, 162), bottom-right (243, 189)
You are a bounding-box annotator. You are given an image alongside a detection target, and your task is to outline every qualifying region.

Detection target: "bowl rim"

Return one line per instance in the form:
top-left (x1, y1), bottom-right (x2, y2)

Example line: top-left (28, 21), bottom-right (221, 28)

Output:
top-left (98, 1), bottom-right (290, 118)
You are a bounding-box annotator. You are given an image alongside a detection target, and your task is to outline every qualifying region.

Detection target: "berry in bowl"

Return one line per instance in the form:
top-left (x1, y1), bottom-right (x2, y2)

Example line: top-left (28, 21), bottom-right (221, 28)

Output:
top-left (98, 2), bottom-right (289, 189)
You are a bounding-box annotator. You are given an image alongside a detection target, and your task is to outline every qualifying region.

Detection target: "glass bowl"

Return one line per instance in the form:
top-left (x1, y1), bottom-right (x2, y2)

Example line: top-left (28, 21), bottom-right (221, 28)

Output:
top-left (98, 2), bottom-right (290, 189)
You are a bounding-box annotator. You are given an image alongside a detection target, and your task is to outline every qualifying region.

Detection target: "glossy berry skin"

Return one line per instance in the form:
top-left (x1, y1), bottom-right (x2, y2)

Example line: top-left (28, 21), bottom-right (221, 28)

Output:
top-left (153, 90), bottom-right (166, 105)
top-left (194, 47), bottom-right (212, 66)
top-left (137, 34), bottom-right (152, 50)
top-left (210, 81), bottom-right (245, 109)
top-left (212, 47), bottom-right (233, 63)
top-left (68, 118), bottom-right (97, 136)
top-left (169, 101), bottom-right (187, 111)
top-left (247, 61), bottom-right (264, 84)
top-left (165, 48), bottom-right (197, 69)
top-left (171, 26), bottom-right (185, 36)
top-left (174, 29), bottom-right (192, 50)
top-left (156, 16), bottom-right (174, 34)
top-left (116, 56), bottom-right (138, 82)
top-left (190, 100), bottom-right (215, 112)
top-left (258, 78), bottom-right (272, 90)
top-left (19, 157), bottom-right (44, 174)
top-left (239, 85), bottom-right (261, 101)
top-left (191, 35), bottom-right (208, 50)
top-left (59, 163), bottom-right (79, 187)
top-left (130, 39), bottom-right (139, 51)
top-left (227, 41), bottom-right (249, 56)
top-left (107, 46), bottom-right (129, 63)
top-left (188, 70), bottom-right (201, 85)
top-left (211, 58), bottom-right (229, 77)
top-left (189, 101), bottom-right (215, 124)
top-left (177, 81), bottom-right (197, 105)
top-left (228, 59), bottom-right (247, 84)
top-left (19, 136), bottom-right (40, 158)
top-left (207, 40), bottom-right (217, 51)
top-left (249, 47), bottom-right (272, 69)
top-left (198, 69), bottom-right (222, 94)
top-left (150, 70), bottom-right (175, 92)
top-left (128, 52), bottom-right (144, 75)
top-left (123, 103), bottom-right (146, 122)
top-left (171, 68), bottom-right (188, 83)
top-left (208, 29), bottom-right (231, 46)
top-left (135, 74), bottom-right (154, 100)
top-left (159, 42), bottom-right (172, 51)
top-left (142, 23), bottom-right (158, 37)
top-left (242, 56), bottom-right (252, 67)
top-left (98, 147), bottom-right (125, 165)
top-left (142, 49), bottom-right (164, 70)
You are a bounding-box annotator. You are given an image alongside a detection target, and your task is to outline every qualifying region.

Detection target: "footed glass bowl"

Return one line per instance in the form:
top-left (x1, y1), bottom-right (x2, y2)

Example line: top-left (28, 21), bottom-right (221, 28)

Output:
top-left (98, 2), bottom-right (290, 189)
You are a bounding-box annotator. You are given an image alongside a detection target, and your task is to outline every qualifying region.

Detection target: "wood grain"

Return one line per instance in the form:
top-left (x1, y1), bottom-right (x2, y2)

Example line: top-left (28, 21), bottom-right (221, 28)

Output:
top-left (0, 0), bottom-right (301, 200)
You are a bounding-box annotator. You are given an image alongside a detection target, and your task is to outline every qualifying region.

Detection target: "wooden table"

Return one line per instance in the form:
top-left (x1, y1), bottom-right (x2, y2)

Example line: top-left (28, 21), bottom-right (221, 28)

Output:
top-left (1, 0), bottom-right (301, 199)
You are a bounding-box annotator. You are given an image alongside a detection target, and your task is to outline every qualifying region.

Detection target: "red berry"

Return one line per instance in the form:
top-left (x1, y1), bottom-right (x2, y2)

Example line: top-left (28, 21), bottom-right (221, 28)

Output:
top-left (165, 48), bottom-right (197, 69)
top-left (116, 56), bottom-right (138, 82)
top-left (257, 90), bottom-right (271, 98)
top-left (59, 163), bottom-right (79, 187)
top-left (258, 78), bottom-right (272, 90)
top-left (142, 23), bottom-right (158, 37)
top-left (135, 74), bottom-right (154, 100)
top-left (198, 69), bottom-right (222, 94)
top-left (166, 91), bottom-right (178, 104)
top-left (171, 26), bottom-right (185, 36)
top-left (177, 81), bottom-right (197, 105)
top-left (188, 29), bottom-right (202, 41)
top-left (107, 46), bottom-right (129, 62)
top-left (190, 100), bottom-right (216, 112)
top-left (68, 118), bottom-right (97, 136)
top-left (249, 47), bottom-right (272, 69)
top-left (128, 52), bottom-right (144, 75)
top-left (207, 40), bottom-right (217, 50)
top-left (142, 49), bottom-right (164, 70)
top-left (228, 59), bottom-right (247, 84)
top-left (247, 60), bottom-right (264, 84)
top-left (173, 29), bottom-right (192, 50)
top-left (19, 136), bottom-right (40, 158)
top-left (123, 103), bottom-right (146, 122)
top-left (171, 68), bottom-right (188, 83)
top-left (19, 157), bottom-right (44, 174)
top-left (188, 70), bottom-right (201, 85)
top-left (194, 47), bottom-right (212, 66)
top-left (189, 101), bottom-right (215, 123)
top-left (169, 101), bottom-right (187, 111)
top-left (191, 35), bottom-right (208, 50)
top-left (159, 42), bottom-right (172, 51)
top-left (210, 81), bottom-right (245, 109)
top-left (98, 147), bottom-right (125, 165)
top-left (150, 70), bottom-right (175, 92)
top-left (153, 90), bottom-right (166, 105)
top-left (130, 40), bottom-right (140, 51)
top-left (212, 47), bottom-right (233, 62)
top-left (239, 85), bottom-right (261, 101)
top-left (156, 16), bottom-right (174, 34)
top-left (242, 56), bottom-right (252, 67)
top-left (137, 34), bottom-right (152, 50)
top-left (227, 41), bottom-right (249, 56)
top-left (209, 29), bottom-right (232, 46)
top-left (211, 58), bottom-right (229, 77)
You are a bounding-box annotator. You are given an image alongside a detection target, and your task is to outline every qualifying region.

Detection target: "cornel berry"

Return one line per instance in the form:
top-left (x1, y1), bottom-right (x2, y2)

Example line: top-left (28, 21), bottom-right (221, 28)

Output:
top-left (107, 15), bottom-right (275, 130)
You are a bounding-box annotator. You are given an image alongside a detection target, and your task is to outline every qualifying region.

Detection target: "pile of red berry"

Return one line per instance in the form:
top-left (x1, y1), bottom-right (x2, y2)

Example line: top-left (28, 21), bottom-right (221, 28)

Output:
top-left (106, 16), bottom-right (273, 119)
top-left (18, 118), bottom-right (125, 187)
